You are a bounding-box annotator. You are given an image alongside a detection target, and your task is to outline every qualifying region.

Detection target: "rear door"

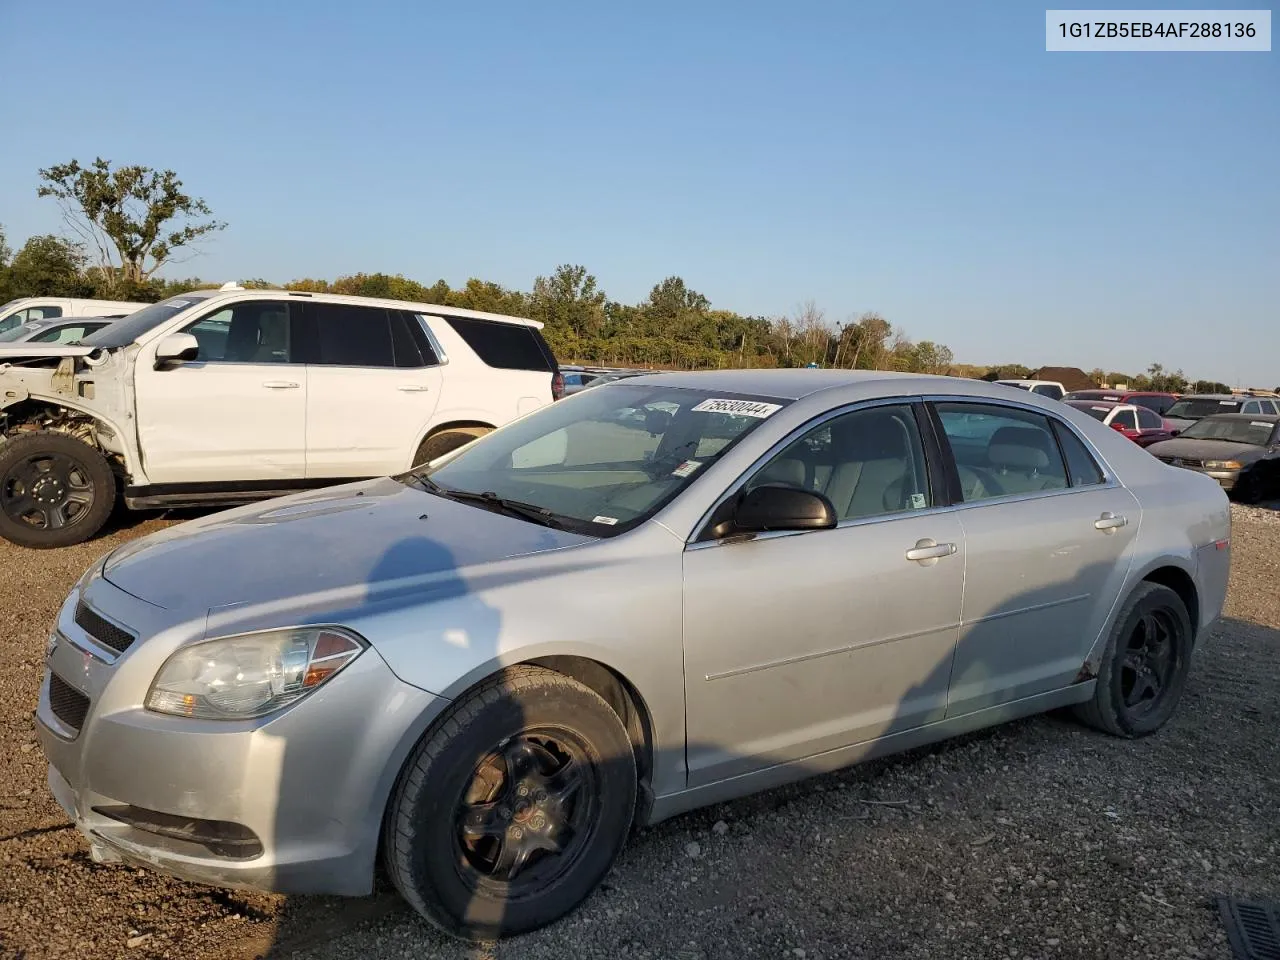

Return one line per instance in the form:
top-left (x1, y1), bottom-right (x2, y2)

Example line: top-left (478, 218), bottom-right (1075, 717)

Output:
top-left (929, 400), bottom-right (1141, 716)
top-left (300, 303), bottom-right (442, 478)
top-left (134, 299), bottom-right (307, 483)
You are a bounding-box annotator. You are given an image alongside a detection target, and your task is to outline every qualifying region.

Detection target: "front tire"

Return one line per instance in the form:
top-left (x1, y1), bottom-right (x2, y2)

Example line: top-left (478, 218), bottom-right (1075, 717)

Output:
top-left (0, 431), bottom-right (117, 549)
top-left (384, 666), bottom-right (637, 940)
top-left (1074, 582), bottom-right (1193, 738)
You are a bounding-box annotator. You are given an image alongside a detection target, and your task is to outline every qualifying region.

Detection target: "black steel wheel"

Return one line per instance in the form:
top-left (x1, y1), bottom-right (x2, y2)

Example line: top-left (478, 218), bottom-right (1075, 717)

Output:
top-left (1074, 582), bottom-right (1193, 738)
top-left (0, 431), bottom-right (116, 548)
top-left (385, 666), bottom-right (636, 940)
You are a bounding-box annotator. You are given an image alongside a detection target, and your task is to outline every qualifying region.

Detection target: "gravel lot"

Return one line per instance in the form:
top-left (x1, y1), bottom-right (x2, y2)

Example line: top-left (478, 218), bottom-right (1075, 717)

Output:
top-left (2, 501), bottom-right (1277, 960)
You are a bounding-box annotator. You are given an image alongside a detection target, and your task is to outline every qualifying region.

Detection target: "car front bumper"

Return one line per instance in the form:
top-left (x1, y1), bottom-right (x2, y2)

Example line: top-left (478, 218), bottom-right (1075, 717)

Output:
top-left (34, 574), bottom-right (440, 896)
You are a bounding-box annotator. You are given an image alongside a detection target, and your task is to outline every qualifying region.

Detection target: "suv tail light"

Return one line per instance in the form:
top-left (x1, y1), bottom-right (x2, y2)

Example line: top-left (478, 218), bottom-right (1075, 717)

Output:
top-left (551, 371), bottom-right (565, 401)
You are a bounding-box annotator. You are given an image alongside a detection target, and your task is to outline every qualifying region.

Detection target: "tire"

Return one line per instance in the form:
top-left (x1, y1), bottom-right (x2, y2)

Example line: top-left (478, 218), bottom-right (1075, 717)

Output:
top-left (412, 427), bottom-right (491, 467)
top-left (384, 665), bottom-right (637, 940)
top-left (0, 431), bottom-right (117, 549)
top-left (1073, 582), bottom-right (1193, 738)
top-left (1230, 472), bottom-right (1261, 505)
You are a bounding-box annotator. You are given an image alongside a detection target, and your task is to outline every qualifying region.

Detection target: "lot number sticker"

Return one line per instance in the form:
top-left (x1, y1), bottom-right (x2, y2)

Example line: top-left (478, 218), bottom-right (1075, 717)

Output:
top-left (690, 398), bottom-right (782, 418)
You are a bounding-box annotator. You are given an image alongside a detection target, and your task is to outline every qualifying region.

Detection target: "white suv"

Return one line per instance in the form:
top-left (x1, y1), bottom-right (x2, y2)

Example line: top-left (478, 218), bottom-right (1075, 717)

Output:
top-left (0, 285), bottom-right (563, 548)
top-left (0, 297), bottom-right (149, 334)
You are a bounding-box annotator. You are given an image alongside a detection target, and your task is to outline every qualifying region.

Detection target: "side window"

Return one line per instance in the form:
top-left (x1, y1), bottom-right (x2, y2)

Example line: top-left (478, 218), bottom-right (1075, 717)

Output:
top-left (934, 403), bottom-right (1069, 502)
top-left (32, 324), bottom-right (90, 344)
top-left (182, 301), bottom-right (293, 363)
top-left (29, 306), bottom-right (63, 321)
top-left (1136, 407), bottom-right (1163, 430)
top-left (386, 312), bottom-right (432, 368)
top-left (442, 316), bottom-right (551, 371)
top-left (747, 404), bottom-right (931, 521)
top-left (1241, 401), bottom-right (1259, 414)
top-left (1112, 409), bottom-right (1138, 430)
top-left (310, 303), bottom-right (395, 367)
top-left (1033, 383), bottom-right (1064, 400)
top-left (1051, 421), bottom-right (1105, 486)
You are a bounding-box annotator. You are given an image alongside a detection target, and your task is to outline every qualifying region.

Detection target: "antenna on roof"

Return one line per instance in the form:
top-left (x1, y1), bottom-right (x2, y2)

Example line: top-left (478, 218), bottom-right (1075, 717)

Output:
top-left (219, 281), bottom-right (245, 291)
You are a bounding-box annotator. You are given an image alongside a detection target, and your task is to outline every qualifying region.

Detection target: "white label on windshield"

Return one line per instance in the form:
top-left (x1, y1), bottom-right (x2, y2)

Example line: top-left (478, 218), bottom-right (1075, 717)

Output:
top-left (1220, 400), bottom-right (1236, 405)
top-left (1252, 421), bottom-right (1271, 428)
top-left (591, 515), bottom-right (619, 526)
top-left (690, 398), bottom-right (782, 418)
top-left (671, 460), bottom-right (702, 478)
top-left (1091, 406), bottom-right (1110, 412)
top-left (168, 299), bottom-right (192, 308)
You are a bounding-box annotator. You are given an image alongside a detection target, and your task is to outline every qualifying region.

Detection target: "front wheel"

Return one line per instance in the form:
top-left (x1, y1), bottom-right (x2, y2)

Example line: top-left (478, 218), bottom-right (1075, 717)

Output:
top-left (412, 427), bottom-right (491, 467)
top-left (384, 666), bottom-right (637, 940)
top-left (1074, 582), bottom-right (1193, 738)
top-left (0, 431), bottom-right (117, 549)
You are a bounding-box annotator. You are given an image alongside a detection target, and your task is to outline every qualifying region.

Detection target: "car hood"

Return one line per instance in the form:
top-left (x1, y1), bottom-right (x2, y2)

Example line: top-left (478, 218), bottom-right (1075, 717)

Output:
top-left (101, 477), bottom-right (594, 612)
top-left (1145, 438), bottom-right (1264, 462)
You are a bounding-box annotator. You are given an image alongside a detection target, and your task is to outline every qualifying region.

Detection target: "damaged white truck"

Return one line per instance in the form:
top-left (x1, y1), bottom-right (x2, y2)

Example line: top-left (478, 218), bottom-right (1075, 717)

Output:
top-left (0, 284), bottom-right (563, 548)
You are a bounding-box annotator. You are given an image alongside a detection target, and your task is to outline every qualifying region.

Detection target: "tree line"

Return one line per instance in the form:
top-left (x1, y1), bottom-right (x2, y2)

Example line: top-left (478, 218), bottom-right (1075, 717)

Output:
top-left (1, 158), bottom-right (1264, 392)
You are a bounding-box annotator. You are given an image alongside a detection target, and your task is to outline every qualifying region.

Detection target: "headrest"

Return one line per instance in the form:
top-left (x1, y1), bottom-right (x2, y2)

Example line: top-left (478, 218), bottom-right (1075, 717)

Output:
top-left (989, 425), bottom-right (1052, 453)
top-left (833, 413), bottom-right (905, 460)
top-left (989, 443), bottom-right (1049, 471)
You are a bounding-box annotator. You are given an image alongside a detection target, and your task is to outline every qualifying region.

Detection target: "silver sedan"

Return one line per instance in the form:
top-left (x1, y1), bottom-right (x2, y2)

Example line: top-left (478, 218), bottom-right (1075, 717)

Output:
top-left (35, 370), bottom-right (1232, 939)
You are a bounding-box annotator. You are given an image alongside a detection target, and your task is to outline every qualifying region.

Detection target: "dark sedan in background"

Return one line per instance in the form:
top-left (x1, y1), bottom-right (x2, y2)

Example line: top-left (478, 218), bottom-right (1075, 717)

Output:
top-left (1147, 414), bottom-right (1280, 502)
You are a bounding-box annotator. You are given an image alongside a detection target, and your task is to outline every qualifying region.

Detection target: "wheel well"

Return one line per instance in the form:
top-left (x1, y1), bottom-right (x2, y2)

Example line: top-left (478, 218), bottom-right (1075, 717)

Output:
top-left (527, 656), bottom-right (655, 797)
top-left (1142, 565), bottom-right (1200, 635)
top-left (425, 420), bottom-right (495, 440)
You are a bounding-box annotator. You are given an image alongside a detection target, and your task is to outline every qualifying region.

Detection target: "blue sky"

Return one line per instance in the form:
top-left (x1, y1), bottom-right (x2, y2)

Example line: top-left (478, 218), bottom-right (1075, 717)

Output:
top-left (1, 0), bottom-right (1275, 385)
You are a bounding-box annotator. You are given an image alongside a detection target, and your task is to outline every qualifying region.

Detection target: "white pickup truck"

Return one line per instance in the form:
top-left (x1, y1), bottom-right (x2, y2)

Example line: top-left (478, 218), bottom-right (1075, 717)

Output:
top-left (0, 285), bottom-right (563, 548)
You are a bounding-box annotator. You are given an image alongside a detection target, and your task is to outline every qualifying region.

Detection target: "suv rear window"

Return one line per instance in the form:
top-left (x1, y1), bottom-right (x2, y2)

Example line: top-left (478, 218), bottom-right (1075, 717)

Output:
top-left (442, 316), bottom-right (554, 372)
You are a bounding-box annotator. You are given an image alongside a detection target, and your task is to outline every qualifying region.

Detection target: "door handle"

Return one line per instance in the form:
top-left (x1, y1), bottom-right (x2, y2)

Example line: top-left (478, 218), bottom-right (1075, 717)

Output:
top-left (262, 380), bottom-right (299, 389)
top-left (1095, 512), bottom-right (1127, 532)
top-left (397, 385), bottom-right (430, 392)
top-left (905, 538), bottom-right (957, 564)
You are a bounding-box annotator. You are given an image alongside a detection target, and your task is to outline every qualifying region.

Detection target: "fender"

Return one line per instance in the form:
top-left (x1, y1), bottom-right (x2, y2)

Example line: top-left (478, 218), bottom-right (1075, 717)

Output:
top-left (1081, 552), bottom-right (1199, 676)
top-left (1, 392), bottom-right (147, 482)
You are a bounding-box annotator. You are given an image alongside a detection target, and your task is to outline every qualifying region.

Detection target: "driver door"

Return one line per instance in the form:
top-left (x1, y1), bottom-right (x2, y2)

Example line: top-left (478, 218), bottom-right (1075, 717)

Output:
top-left (134, 300), bottom-right (308, 483)
top-left (681, 402), bottom-right (965, 787)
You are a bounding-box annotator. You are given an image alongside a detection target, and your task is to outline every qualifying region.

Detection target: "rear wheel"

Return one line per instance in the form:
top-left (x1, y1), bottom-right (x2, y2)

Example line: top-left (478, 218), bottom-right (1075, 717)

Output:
top-left (1074, 582), bottom-right (1193, 738)
top-left (0, 431), bottom-right (116, 548)
top-left (384, 666), bottom-right (636, 940)
top-left (1231, 472), bottom-right (1262, 504)
top-left (412, 427), bottom-right (491, 467)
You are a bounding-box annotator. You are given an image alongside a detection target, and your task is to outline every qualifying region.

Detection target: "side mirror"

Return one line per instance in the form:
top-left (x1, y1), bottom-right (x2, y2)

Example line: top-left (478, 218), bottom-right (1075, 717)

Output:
top-left (731, 484), bottom-right (837, 534)
top-left (154, 332), bottom-right (199, 368)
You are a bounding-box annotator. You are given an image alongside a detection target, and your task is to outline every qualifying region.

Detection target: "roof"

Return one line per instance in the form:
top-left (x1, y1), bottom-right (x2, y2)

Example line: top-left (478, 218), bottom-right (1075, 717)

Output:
top-left (1066, 399), bottom-right (1130, 410)
top-left (621, 368), bottom-right (957, 401)
top-left (1199, 412), bottom-right (1280, 422)
top-left (1178, 393), bottom-right (1247, 401)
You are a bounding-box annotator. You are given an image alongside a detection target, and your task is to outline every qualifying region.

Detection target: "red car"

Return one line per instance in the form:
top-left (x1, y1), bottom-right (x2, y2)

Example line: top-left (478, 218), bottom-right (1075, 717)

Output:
top-left (1066, 400), bottom-right (1179, 447)
top-left (1062, 389), bottom-right (1179, 417)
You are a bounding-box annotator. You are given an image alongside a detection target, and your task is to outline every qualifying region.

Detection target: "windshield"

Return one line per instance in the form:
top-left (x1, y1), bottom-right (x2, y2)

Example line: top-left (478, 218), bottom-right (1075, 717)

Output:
top-left (1068, 402), bottom-right (1113, 422)
top-left (1165, 398), bottom-right (1242, 420)
top-left (1179, 417), bottom-right (1276, 446)
top-left (409, 383), bottom-right (790, 535)
top-left (81, 293), bottom-right (213, 348)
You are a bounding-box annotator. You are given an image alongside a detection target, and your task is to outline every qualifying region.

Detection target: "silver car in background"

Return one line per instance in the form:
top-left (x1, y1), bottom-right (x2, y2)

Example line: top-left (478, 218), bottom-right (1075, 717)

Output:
top-left (36, 370), bottom-right (1231, 940)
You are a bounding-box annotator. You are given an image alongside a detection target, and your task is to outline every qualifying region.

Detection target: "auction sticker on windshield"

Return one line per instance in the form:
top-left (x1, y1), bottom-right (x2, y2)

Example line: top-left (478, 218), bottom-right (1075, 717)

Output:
top-left (690, 398), bottom-right (782, 418)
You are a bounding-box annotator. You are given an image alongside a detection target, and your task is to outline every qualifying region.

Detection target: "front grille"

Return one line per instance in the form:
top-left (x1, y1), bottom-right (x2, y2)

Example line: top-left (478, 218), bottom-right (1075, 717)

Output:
top-left (48, 673), bottom-right (90, 733)
top-left (74, 601), bottom-right (135, 654)
top-left (1158, 456), bottom-right (1205, 468)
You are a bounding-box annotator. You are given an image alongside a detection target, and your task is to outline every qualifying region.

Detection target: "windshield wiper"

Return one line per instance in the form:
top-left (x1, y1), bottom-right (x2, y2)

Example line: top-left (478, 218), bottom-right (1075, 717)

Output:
top-left (419, 481), bottom-right (566, 529)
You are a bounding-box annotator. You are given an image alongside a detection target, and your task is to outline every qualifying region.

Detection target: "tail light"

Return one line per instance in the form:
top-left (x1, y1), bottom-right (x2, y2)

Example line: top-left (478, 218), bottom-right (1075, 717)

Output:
top-left (551, 371), bottom-right (565, 401)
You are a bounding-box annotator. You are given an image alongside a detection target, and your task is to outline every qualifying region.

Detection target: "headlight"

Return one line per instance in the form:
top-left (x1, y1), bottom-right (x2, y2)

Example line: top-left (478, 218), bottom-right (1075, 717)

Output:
top-left (145, 626), bottom-right (365, 720)
top-left (1203, 460), bottom-right (1243, 470)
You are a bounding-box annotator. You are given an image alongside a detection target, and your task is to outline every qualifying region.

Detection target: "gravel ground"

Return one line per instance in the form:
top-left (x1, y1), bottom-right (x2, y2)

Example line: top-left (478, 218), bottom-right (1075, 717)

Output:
top-left (1, 500), bottom-right (1277, 960)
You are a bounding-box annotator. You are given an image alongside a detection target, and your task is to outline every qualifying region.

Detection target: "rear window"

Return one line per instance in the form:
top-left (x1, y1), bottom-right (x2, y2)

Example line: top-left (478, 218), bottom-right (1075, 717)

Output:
top-left (441, 316), bottom-right (553, 371)
top-left (1165, 398), bottom-right (1243, 419)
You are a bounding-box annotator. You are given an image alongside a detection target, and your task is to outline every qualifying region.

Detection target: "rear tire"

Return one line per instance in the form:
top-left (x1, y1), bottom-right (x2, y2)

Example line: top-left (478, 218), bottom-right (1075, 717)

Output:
top-left (1230, 473), bottom-right (1261, 504)
top-left (1073, 582), bottom-right (1193, 738)
top-left (412, 427), bottom-right (491, 467)
top-left (384, 666), bottom-right (636, 940)
top-left (0, 431), bottom-right (117, 549)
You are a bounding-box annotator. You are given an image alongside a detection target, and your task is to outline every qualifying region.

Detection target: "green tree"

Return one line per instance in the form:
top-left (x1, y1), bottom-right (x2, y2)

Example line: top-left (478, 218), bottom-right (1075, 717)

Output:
top-left (5, 235), bottom-right (91, 297)
top-left (912, 340), bottom-right (955, 375)
top-left (529, 264), bottom-right (607, 359)
top-left (37, 157), bottom-right (225, 296)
